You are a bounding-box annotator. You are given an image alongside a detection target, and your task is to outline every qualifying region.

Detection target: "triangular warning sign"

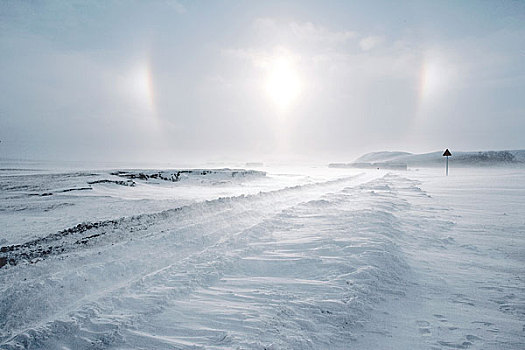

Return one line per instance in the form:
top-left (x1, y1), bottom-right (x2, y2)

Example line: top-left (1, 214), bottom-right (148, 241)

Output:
top-left (443, 149), bottom-right (452, 156)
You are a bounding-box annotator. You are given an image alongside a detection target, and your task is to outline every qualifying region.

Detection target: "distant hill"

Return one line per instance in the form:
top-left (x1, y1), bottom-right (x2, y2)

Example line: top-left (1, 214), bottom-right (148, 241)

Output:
top-left (331, 150), bottom-right (525, 169)
top-left (354, 151), bottom-right (413, 163)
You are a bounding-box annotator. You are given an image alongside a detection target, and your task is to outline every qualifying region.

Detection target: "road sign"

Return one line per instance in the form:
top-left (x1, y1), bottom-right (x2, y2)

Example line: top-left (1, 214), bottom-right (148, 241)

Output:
top-left (443, 149), bottom-right (451, 175)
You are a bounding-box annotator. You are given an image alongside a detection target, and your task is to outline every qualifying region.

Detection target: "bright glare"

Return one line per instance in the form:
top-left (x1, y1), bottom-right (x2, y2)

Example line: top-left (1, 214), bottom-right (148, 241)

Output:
top-left (130, 63), bottom-right (154, 112)
top-left (421, 62), bottom-right (445, 99)
top-left (420, 56), bottom-right (456, 102)
top-left (265, 56), bottom-right (302, 110)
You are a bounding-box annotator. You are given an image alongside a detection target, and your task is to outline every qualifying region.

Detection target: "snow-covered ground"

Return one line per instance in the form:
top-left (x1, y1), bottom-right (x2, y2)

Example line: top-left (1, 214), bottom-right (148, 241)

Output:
top-left (0, 164), bottom-right (523, 349)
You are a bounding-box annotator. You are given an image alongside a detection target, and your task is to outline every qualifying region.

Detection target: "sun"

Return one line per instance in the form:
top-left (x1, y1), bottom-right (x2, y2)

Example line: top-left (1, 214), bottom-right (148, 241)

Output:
top-left (265, 55), bottom-right (302, 110)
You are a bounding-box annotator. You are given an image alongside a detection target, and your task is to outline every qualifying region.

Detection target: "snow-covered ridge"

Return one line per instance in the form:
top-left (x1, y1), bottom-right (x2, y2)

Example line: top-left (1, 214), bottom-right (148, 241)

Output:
top-left (0, 168), bottom-right (264, 198)
top-left (332, 150), bottom-right (525, 168)
top-left (87, 179), bottom-right (135, 187)
top-left (111, 168), bottom-right (266, 183)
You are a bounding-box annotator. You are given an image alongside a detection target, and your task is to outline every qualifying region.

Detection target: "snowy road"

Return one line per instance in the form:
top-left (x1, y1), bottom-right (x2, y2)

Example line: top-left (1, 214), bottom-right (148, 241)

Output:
top-left (1, 168), bottom-right (524, 349)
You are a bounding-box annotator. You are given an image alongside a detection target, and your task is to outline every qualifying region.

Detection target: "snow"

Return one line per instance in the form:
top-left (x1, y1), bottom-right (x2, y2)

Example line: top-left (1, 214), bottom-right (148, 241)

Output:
top-left (0, 163), bottom-right (524, 349)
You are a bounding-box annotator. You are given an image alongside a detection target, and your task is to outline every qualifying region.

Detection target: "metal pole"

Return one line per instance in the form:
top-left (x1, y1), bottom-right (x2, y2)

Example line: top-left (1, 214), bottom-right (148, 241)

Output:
top-left (446, 156), bottom-right (449, 176)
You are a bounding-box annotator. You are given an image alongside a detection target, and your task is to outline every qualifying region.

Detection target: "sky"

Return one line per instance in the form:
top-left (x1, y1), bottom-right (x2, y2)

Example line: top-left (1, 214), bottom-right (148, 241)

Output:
top-left (1, 0), bottom-right (524, 164)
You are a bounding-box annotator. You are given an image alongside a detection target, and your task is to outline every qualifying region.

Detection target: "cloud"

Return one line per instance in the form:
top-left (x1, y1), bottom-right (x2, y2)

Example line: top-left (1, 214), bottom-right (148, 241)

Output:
top-left (221, 46), bottom-right (301, 70)
top-left (359, 36), bottom-right (384, 51)
top-left (288, 21), bottom-right (357, 45)
top-left (253, 18), bottom-right (357, 48)
top-left (165, 0), bottom-right (186, 14)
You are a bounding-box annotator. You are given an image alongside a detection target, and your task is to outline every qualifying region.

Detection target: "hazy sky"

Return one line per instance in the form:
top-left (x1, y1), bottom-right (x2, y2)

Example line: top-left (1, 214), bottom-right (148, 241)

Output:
top-left (1, 0), bottom-right (524, 163)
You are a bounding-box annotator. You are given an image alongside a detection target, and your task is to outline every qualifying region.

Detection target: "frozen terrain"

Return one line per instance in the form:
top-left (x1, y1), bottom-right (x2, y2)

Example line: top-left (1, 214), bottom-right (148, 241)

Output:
top-left (0, 162), bottom-right (524, 349)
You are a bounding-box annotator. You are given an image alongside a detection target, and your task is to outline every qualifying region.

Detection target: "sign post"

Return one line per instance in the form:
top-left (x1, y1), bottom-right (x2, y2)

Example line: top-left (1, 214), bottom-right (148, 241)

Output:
top-left (443, 149), bottom-right (452, 176)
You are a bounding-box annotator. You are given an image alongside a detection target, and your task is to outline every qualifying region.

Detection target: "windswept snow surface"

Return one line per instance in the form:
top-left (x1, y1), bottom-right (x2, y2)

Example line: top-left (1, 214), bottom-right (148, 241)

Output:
top-left (0, 164), bottom-right (524, 349)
